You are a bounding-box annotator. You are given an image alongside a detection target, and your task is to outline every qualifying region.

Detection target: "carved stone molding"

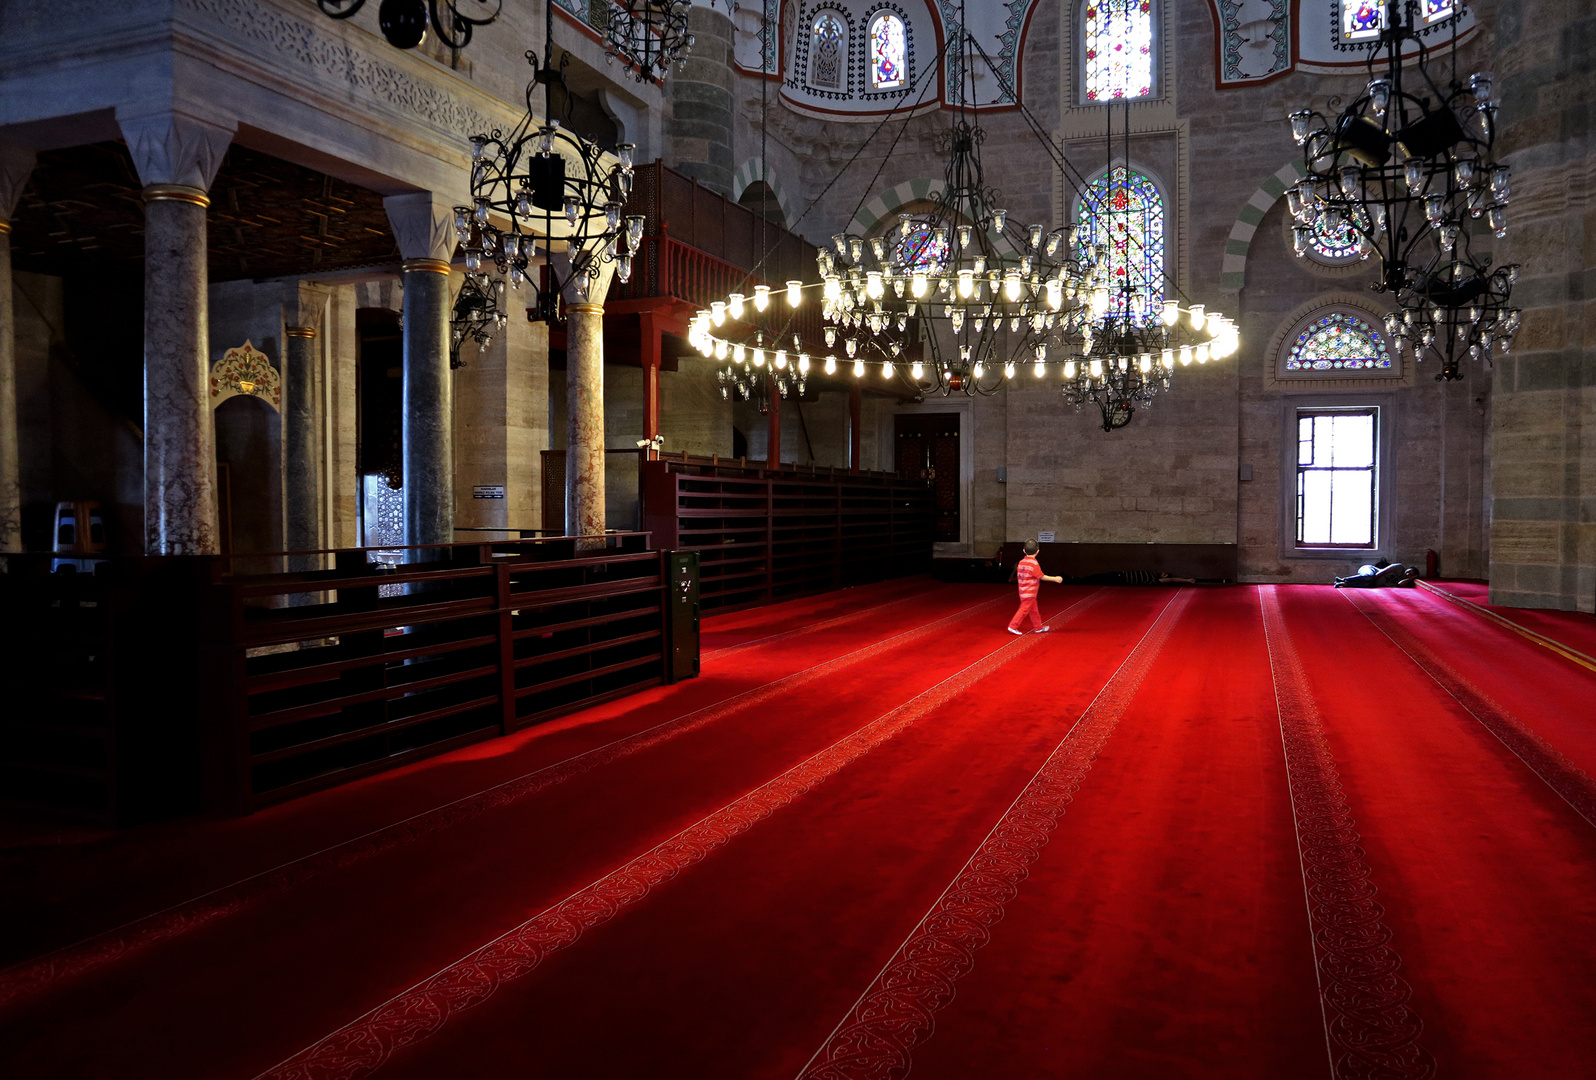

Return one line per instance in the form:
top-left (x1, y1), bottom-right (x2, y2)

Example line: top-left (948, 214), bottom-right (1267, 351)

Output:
top-left (117, 109), bottom-right (236, 190)
top-left (180, 0), bottom-right (499, 142)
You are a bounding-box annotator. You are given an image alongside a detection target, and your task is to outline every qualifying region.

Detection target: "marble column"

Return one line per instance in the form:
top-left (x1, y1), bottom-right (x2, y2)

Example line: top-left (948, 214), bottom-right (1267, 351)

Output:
top-left (383, 192), bottom-right (459, 554)
top-left (565, 301), bottom-right (606, 546)
top-left (0, 144), bottom-right (34, 553)
top-left (283, 283), bottom-right (329, 569)
top-left (119, 109), bottom-right (234, 555)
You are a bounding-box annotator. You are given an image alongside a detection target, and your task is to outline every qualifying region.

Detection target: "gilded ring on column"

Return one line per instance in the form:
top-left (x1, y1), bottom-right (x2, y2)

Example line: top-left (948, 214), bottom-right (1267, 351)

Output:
top-left (565, 303), bottom-right (605, 315)
top-left (0, 220), bottom-right (11, 235)
top-left (286, 326), bottom-right (318, 339)
top-left (142, 184), bottom-right (211, 208)
top-left (402, 257), bottom-right (453, 275)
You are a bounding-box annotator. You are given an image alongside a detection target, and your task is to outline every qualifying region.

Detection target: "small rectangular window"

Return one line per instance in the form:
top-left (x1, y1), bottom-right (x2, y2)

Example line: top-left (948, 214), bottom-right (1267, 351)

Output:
top-left (1295, 408), bottom-right (1378, 548)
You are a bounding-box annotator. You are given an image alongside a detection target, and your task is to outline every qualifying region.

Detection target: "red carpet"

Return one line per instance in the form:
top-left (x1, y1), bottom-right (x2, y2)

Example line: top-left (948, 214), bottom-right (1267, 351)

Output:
top-left (1, 582), bottom-right (1593, 1079)
top-left (1422, 579), bottom-right (1596, 666)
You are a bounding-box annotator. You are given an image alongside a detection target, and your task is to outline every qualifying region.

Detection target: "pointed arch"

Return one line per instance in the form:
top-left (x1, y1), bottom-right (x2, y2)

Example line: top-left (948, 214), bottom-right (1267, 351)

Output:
top-left (1219, 158), bottom-right (1307, 293)
top-left (730, 158), bottom-right (799, 229)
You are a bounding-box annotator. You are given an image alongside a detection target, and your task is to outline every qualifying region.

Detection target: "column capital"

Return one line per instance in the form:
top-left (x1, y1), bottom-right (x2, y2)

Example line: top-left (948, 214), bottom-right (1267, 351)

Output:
top-left (284, 281), bottom-right (333, 334)
top-left (117, 109), bottom-right (236, 191)
top-left (0, 144), bottom-right (36, 224)
top-left (383, 191), bottom-right (457, 264)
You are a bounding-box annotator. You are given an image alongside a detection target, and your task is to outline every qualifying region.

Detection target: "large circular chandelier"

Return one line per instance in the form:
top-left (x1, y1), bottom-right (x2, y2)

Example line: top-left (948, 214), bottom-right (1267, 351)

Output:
top-left (1285, 0), bottom-right (1517, 380)
top-left (687, 13), bottom-right (1237, 429)
top-left (454, 4), bottom-right (645, 322)
top-left (448, 272), bottom-right (507, 369)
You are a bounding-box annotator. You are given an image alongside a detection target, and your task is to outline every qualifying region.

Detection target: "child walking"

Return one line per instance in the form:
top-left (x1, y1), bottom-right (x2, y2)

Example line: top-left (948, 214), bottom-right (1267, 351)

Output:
top-left (1009, 538), bottom-right (1062, 634)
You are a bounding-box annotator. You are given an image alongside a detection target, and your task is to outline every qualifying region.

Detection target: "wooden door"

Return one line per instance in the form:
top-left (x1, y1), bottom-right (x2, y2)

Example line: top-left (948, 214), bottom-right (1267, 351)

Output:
top-left (894, 413), bottom-right (960, 543)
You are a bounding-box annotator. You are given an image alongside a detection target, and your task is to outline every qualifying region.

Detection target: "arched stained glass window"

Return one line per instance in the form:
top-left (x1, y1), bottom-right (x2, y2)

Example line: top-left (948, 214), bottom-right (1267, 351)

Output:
top-left (894, 222), bottom-right (949, 272)
top-left (1342, 0), bottom-right (1385, 41)
top-left (869, 12), bottom-right (906, 89)
top-left (810, 12), bottom-right (846, 90)
top-left (1284, 311), bottom-right (1392, 373)
top-left (1077, 167), bottom-right (1164, 322)
top-left (1082, 0), bottom-right (1154, 102)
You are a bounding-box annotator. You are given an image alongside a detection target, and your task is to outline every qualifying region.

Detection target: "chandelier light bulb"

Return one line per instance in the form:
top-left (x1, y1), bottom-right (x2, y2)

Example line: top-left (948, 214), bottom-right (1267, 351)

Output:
top-left (1139, 354), bottom-right (1153, 373)
top-left (1162, 300), bottom-right (1180, 326)
top-left (1090, 358), bottom-right (1104, 378)
top-left (1188, 304), bottom-right (1206, 332)
top-left (910, 272), bottom-right (928, 298)
top-left (1179, 345), bottom-right (1193, 366)
top-left (729, 292), bottom-right (745, 319)
top-left (798, 353), bottom-right (810, 374)
top-left (853, 359), bottom-right (865, 377)
top-left (958, 270), bottom-right (975, 299)
top-left (1288, 110), bottom-right (1312, 145)
top-left (1161, 348), bottom-right (1175, 369)
top-left (1034, 344), bottom-right (1048, 363)
top-left (755, 284), bottom-right (772, 310)
top-left (1403, 156), bottom-right (1425, 190)
top-left (883, 361), bottom-right (894, 379)
top-left (956, 225), bottom-right (972, 249)
top-left (825, 356), bottom-right (837, 375)
top-left (1368, 77), bottom-right (1391, 116)
top-left (711, 301), bottom-right (726, 326)
top-left (753, 347), bottom-right (765, 367)
top-left (951, 308), bottom-right (966, 333)
top-left (713, 338), bottom-right (728, 360)
top-left (1046, 279), bottom-right (1064, 310)
top-left (1003, 362), bottom-right (1016, 379)
top-left (866, 271), bottom-right (884, 300)
top-left (774, 349), bottom-right (788, 370)
top-left (1064, 360), bottom-right (1077, 379)
top-left (1339, 164), bottom-right (1362, 198)
top-left (1195, 343), bottom-right (1211, 364)
top-left (1004, 270), bottom-right (1023, 302)
top-left (845, 337), bottom-right (857, 357)
top-left (733, 343), bottom-right (746, 364)
top-left (1091, 287), bottom-right (1110, 317)
top-left (787, 281), bottom-right (803, 307)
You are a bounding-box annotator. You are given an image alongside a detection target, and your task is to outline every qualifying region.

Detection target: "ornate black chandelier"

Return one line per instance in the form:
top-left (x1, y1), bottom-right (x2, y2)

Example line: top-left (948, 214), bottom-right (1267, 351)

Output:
top-left (455, 2), bottom-right (645, 323)
top-left (715, 330), bottom-right (808, 408)
top-left (448, 272), bottom-right (507, 369)
top-left (316, 0), bottom-right (500, 50)
top-left (1285, 0), bottom-right (1516, 380)
top-left (605, 0), bottom-right (704, 83)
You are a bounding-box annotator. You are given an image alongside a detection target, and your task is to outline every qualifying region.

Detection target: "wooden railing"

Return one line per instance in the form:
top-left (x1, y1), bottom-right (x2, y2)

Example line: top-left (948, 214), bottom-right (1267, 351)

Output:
top-left (0, 533), bottom-right (676, 822)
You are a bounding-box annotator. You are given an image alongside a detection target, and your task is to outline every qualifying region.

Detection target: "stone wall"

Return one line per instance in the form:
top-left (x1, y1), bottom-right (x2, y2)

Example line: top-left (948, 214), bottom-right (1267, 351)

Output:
top-left (1488, 0), bottom-right (1596, 610)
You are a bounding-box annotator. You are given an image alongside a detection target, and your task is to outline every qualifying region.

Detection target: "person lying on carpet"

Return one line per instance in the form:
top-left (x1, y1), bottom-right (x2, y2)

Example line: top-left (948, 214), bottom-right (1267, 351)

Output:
top-left (1333, 559), bottom-right (1419, 589)
top-left (1060, 570), bottom-right (1197, 586)
top-left (1008, 538), bottom-right (1062, 635)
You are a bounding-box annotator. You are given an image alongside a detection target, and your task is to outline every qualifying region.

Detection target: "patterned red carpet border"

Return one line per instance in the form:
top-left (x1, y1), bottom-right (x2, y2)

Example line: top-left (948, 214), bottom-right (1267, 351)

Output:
top-left (795, 588), bottom-right (1191, 1080)
top-left (0, 593), bottom-right (1013, 1012)
top-left (1342, 590), bottom-right (1596, 830)
top-left (254, 592), bottom-right (1110, 1080)
top-left (1260, 586), bottom-right (1435, 1080)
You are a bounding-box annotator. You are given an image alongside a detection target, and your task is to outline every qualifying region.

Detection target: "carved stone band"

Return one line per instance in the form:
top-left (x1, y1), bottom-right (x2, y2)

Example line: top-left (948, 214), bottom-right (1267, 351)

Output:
top-left (285, 326), bottom-right (318, 339)
top-left (142, 184), bottom-right (211, 208)
top-left (402, 258), bottom-right (452, 275)
top-left (565, 303), bottom-right (605, 315)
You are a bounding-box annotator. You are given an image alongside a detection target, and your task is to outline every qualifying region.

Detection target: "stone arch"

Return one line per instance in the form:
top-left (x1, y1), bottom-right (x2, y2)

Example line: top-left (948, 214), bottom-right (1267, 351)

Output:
top-left (730, 158), bottom-right (799, 229)
top-left (1219, 158), bottom-right (1306, 293)
top-left (845, 176), bottom-right (946, 237)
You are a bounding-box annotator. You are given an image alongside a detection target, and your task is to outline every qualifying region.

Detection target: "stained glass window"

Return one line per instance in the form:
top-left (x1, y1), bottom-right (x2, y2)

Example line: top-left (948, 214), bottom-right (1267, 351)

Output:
top-left (1309, 216), bottom-right (1362, 262)
top-left (1423, 0), bottom-right (1455, 22)
top-left (869, 12), bottom-right (906, 90)
top-left (1082, 0), bottom-right (1154, 102)
top-left (810, 12), bottom-right (846, 90)
top-left (1296, 409), bottom-right (1379, 547)
top-left (895, 223), bottom-right (949, 272)
top-left (1284, 311), bottom-right (1392, 372)
top-left (1077, 167), bottom-right (1164, 322)
top-left (1342, 0), bottom-right (1385, 41)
